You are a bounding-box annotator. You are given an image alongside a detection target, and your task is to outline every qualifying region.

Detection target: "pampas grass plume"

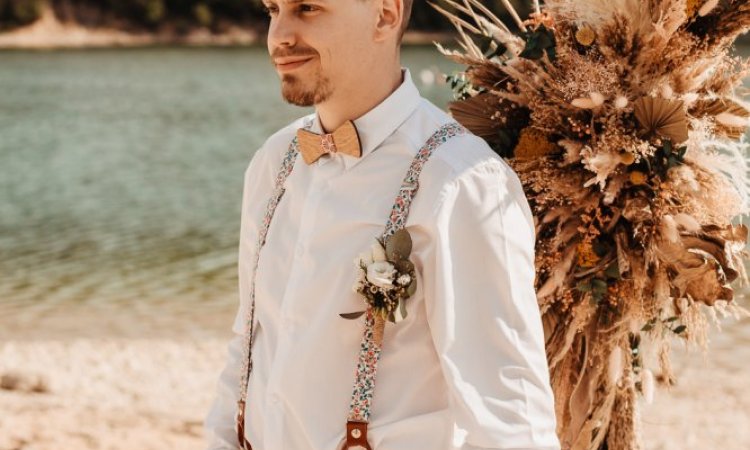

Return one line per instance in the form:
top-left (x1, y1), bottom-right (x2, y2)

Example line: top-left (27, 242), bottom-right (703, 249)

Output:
top-left (608, 346), bottom-right (624, 386)
top-left (641, 368), bottom-right (655, 404)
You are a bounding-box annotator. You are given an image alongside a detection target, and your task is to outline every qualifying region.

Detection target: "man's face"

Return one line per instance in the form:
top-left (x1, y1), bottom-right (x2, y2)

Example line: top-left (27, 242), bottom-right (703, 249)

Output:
top-left (264, 0), bottom-right (378, 107)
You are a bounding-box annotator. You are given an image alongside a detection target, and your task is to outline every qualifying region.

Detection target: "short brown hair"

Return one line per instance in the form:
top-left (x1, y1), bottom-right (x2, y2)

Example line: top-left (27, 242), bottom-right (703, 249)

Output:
top-left (399, 0), bottom-right (414, 42)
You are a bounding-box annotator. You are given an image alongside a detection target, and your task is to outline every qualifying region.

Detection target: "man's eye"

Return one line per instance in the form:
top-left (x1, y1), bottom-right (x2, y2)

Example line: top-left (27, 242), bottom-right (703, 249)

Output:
top-left (298, 4), bottom-right (320, 13)
top-left (262, 4), bottom-right (278, 16)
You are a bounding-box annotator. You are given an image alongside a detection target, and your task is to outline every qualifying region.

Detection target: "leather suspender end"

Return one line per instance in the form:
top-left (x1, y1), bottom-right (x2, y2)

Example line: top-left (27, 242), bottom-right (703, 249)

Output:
top-left (236, 400), bottom-right (253, 450)
top-left (342, 420), bottom-right (373, 450)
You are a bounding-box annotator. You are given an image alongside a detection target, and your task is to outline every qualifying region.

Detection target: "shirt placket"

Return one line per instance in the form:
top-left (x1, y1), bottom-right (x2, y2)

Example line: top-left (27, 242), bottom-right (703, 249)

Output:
top-left (262, 153), bottom-right (338, 450)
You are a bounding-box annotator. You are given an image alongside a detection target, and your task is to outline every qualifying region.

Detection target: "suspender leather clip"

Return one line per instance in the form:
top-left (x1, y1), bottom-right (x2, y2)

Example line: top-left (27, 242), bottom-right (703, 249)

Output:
top-left (236, 399), bottom-right (253, 450)
top-left (341, 420), bottom-right (373, 450)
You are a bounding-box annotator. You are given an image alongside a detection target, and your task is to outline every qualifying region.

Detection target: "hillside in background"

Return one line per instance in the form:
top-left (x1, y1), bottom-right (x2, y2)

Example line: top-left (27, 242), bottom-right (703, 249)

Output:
top-left (0, 0), bottom-right (528, 35)
top-left (0, 1), bottom-right (746, 48)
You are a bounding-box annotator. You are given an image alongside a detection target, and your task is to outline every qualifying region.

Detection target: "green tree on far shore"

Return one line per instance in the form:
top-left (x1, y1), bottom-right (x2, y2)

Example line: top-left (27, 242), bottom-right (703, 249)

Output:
top-left (0, 0), bottom-right (530, 34)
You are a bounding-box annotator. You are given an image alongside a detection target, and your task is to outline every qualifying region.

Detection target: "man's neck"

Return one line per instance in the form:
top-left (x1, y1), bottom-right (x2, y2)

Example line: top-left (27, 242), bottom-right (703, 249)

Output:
top-left (315, 65), bottom-right (404, 133)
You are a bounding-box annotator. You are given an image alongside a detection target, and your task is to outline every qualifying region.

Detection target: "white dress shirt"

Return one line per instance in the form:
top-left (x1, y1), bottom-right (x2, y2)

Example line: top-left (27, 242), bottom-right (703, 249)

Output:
top-left (204, 68), bottom-right (560, 450)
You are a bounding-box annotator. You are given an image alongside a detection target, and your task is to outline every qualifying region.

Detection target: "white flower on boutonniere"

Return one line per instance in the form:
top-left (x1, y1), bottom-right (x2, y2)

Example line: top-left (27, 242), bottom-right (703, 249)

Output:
top-left (341, 228), bottom-right (418, 324)
top-left (367, 261), bottom-right (397, 289)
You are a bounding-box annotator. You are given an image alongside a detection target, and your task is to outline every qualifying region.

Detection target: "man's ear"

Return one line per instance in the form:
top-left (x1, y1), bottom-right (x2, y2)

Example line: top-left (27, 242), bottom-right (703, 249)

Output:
top-left (373, 0), bottom-right (403, 43)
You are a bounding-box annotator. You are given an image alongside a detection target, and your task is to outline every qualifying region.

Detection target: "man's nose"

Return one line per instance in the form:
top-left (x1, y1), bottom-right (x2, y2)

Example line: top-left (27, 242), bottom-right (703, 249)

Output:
top-left (267, 12), bottom-right (298, 49)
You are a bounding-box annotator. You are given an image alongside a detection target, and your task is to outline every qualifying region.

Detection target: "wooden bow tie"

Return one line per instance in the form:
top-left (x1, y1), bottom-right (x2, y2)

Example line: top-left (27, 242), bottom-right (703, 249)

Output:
top-left (297, 120), bottom-right (362, 165)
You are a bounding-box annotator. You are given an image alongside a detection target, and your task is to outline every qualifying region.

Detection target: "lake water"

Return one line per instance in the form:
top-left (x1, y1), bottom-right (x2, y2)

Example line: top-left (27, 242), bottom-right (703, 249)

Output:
top-left (1, 45), bottom-right (748, 340)
top-left (0, 46), bottom-right (461, 339)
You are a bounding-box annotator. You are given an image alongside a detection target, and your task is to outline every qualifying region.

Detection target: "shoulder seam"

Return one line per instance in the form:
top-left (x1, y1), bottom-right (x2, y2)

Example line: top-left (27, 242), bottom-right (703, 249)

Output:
top-left (429, 157), bottom-right (508, 215)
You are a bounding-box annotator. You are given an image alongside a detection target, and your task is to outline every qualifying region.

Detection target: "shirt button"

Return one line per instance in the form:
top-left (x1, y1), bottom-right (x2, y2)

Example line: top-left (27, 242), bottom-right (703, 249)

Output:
top-left (295, 244), bottom-right (304, 257)
top-left (269, 393), bottom-right (280, 404)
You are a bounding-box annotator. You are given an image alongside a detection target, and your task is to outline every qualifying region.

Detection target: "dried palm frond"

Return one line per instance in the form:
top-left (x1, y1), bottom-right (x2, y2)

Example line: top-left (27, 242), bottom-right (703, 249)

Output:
top-left (633, 96), bottom-right (690, 143)
top-left (447, 93), bottom-right (503, 141)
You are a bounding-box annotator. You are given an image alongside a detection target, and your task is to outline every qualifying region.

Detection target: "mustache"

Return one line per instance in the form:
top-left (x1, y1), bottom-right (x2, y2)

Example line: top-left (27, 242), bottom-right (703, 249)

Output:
top-left (271, 46), bottom-right (319, 59)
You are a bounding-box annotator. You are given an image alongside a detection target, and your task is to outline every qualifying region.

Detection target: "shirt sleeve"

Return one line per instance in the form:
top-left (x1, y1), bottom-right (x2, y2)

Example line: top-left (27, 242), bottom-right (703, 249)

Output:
top-left (422, 159), bottom-right (561, 450)
top-left (203, 145), bottom-right (269, 450)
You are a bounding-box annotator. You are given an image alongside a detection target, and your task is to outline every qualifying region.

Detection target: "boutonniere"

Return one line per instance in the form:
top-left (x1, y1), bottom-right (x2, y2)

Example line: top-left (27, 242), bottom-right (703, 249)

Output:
top-left (339, 229), bottom-right (418, 323)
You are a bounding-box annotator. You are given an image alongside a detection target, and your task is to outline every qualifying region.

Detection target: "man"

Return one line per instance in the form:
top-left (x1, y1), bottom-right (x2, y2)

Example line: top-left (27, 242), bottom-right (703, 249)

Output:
top-left (204, 0), bottom-right (560, 449)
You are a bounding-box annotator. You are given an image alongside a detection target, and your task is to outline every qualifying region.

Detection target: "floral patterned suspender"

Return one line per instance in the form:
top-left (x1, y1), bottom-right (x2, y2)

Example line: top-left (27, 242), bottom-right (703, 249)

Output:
top-left (342, 122), bottom-right (466, 449)
top-left (235, 131), bottom-right (301, 450)
top-left (236, 121), bottom-right (467, 450)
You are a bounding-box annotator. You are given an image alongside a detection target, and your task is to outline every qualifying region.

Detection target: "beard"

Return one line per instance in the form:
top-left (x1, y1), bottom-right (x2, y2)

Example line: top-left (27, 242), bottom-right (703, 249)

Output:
top-left (271, 43), bottom-right (333, 107)
top-left (280, 67), bottom-right (333, 107)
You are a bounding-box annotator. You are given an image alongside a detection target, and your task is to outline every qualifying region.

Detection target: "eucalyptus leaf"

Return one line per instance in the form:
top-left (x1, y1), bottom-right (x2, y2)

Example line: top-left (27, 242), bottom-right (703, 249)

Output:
top-left (536, 31), bottom-right (554, 48)
top-left (394, 259), bottom-right (414, 274)
top-left (520, 25), bottom-right (557, 61)
top-left (385, 228), bottom-right (412, 261)
top-left (487, 42), bottom-right (507, 59)
top-left (339, 310), bottom-right (367, 320)
top-left (592, 241), bottom-right (610, 257)
top-left (497, 129), bottom-right (513, 146)
top-left (476, 34), bottom-right (506, 59)
top-left (604, 261), bottom-right (620, 280)
top-left (520, 46), bottom-right (544, 60)
top-left (398, 298), bottom-right (408, 320)
top-left (478, 34), bottom-right (493, 54)
top-left (592, 278), bottom-right (608, 294)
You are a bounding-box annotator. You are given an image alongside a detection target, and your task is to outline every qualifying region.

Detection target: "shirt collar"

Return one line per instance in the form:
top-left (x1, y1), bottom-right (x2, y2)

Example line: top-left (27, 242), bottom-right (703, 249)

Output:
top-left (304, 67), bottom-right (422, 171)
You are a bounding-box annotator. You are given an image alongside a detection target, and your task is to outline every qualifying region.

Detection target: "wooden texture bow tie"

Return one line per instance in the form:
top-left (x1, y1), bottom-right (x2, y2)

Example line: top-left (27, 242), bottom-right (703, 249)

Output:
top-left (297, 120), bottom-right (362, 165)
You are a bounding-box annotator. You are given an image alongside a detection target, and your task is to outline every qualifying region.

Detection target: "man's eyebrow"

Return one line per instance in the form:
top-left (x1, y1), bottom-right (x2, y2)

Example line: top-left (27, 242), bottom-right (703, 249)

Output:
top-left (263, 0), bottom-right (319, 5)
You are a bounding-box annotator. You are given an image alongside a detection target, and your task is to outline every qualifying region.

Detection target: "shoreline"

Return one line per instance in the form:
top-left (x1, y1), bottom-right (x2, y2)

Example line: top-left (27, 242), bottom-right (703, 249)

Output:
top-left (0, 7), bottom-right (454, 50)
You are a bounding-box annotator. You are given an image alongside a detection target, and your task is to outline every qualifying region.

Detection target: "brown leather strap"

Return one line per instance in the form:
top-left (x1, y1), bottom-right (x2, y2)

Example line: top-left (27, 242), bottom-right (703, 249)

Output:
top-left (236, 400), bottom-right (253, 450)
top-left (341, 420), bottom-right (373, 450)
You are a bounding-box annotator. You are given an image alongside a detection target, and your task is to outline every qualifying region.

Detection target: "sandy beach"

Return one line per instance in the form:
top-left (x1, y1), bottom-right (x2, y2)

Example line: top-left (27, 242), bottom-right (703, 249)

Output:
top-left (0, 338), bottom-right (221, 450)
top-left (1, 311), bottom-right (748, 450)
